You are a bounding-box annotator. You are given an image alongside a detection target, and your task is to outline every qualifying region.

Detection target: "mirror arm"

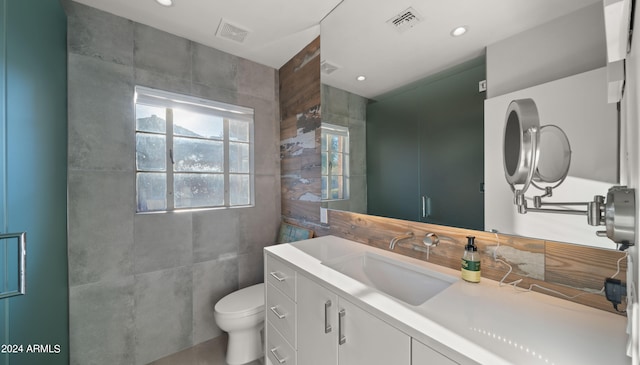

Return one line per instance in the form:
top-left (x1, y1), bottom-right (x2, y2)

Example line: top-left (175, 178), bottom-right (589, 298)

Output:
top-left (513, 188), bottom-right (635, 248)
top-left (536, 201), bottom-right (590, 206)
top-left (517, 195), bottom-right (603, 218)
top-left (525, 207), bottom-right (588, 216)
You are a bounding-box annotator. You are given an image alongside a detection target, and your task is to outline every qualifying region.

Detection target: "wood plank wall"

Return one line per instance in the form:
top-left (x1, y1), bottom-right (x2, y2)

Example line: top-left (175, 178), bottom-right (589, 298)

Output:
top-left (324, 210), bottom-right (628, 315)
top-left (278, 37), bottom-right (627, 316)
top-left (279, 37), bottom-right (323, 228)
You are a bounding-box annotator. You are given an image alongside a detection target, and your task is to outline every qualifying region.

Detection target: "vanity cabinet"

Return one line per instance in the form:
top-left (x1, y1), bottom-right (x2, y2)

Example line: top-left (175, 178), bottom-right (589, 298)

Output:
top-left (265, 255), bottom-right (297, 365)
top-left (412, 339), bottom-right (459, 364)
top-left (297, 274), bottom-right (410, 365)
top-left (265, 251), bottom-right (459, 365)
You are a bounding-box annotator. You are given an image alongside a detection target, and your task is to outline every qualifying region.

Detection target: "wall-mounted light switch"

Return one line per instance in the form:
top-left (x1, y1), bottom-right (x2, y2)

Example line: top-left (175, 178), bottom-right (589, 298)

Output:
top-left (320, 207), bottom-right (328, 224)
top-left (478, 80), bottom-right (487, 92)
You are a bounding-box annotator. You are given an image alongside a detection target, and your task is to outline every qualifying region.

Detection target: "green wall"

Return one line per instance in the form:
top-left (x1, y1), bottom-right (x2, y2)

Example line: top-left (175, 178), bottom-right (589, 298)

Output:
top-left (0, 0), bottom-right (69, 364)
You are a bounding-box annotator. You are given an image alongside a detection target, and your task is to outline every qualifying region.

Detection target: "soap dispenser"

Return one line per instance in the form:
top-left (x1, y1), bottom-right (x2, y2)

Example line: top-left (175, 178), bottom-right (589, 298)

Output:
top-left (461, 236), bottom-right (480, 283)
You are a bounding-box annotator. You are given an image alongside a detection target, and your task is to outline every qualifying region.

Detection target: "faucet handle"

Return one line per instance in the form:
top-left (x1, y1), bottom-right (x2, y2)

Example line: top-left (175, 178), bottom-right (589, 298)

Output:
top-left (423, 232), bottom-right (439, 247)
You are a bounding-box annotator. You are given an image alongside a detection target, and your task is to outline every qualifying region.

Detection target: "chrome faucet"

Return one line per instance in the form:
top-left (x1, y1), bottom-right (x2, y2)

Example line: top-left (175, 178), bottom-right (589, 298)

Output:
top-left (389, 232), bottom-right (414, 250)
top-left (422, 232), bottom-right (439, 247)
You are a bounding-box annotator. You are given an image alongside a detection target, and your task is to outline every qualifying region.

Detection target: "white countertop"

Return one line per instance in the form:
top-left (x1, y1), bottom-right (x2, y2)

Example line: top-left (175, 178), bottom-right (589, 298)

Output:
top-left (265, 235), bottom-right (629, 365)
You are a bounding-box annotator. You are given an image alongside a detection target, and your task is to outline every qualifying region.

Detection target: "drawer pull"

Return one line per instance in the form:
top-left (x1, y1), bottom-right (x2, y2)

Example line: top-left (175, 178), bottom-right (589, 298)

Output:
top-left (270, 271), bottom-right (286, 282)
top-left (324, 300), bottom-right (332, 333)
top-left (338, 309), bottom-right (346, 345)
top-left (270, 306), bottom-right (286, 319)
top-left (270, 348), bottom-right (287, 364)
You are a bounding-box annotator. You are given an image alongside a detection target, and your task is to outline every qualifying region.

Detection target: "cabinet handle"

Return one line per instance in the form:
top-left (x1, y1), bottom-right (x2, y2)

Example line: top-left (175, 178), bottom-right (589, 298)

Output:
top-left (422, 196), bottom-right (432, 218)
top-left (270, 271), bottom-right (286, 282)
top-left (270, 306), bottom-right (286, 319)
top-left (324, 300), bottom-right (332, 333)
top-left (270, 348), bottom-right (287, 364)
top-left (338, 309), bottom-right (346, 345)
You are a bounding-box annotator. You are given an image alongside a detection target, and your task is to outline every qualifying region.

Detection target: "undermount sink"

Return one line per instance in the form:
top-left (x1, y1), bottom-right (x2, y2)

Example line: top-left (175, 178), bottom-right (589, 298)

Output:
top-left (323, 252), bottom-right (456, 306)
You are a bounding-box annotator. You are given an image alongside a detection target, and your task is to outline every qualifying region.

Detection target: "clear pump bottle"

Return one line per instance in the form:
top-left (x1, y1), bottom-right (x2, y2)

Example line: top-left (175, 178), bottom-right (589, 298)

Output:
top-left (461, 236), bottom-right (480, 283)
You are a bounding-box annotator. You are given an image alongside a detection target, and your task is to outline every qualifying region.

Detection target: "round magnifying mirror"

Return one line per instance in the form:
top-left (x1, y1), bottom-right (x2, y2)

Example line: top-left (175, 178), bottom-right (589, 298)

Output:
top-left (535, 125), bottom-right (571, 184)
top-left (503, 99), bottom-right (540, 186)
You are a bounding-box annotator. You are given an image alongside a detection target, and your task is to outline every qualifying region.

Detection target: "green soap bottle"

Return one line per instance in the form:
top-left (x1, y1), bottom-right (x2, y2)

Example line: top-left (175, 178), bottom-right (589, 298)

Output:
top-left (461, 236), bottom-right (480, 283)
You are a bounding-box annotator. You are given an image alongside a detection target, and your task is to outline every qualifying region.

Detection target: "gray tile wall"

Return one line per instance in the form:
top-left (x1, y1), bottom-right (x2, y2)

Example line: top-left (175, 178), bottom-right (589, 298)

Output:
top-left (321, 84), bottom-right (367, 213)
top-left (66, 3), bottom-right (281, 364)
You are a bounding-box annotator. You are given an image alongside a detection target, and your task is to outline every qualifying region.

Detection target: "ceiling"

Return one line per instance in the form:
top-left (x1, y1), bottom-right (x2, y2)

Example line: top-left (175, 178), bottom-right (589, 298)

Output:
top-left (73, 0), bottom-right (601, 99)
top-left (72, 0), bottom-right (342, 69)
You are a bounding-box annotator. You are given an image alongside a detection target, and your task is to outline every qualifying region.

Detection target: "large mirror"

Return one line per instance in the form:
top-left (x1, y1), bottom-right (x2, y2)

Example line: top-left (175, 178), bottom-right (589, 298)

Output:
top-left (320, 0), bottom-right (621, 249)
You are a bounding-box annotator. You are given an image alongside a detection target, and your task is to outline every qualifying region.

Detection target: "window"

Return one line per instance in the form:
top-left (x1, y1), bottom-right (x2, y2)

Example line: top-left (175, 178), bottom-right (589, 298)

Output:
top-left (135, 86), bottom-right (254, 212)
top-left (321, 123), bottom-right (349, 200)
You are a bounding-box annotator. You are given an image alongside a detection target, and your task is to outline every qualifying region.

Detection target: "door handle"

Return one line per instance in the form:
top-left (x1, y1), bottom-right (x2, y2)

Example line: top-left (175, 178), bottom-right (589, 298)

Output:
top-left (0, 232), bottom-right (26, 300)
top-left (338, 309), bottom-right (346, 345)
top-left (422, 196), bottom-right (432, 218)
top-left (324, 300), bottom-right (332, 333)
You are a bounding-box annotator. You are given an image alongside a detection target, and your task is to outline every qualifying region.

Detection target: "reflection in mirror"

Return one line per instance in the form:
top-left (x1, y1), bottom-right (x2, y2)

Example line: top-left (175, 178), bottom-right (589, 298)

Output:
top-left (503, 99), bottom-right (542, 187)
top-left (502, 98), bottom-right (635, 248)
top-left (486, 68), bottom-right (618, 248)
top-left (321, 85), bottom-right (368, 214)
top-left (320, 0), bottom-right (617, 248)
top-left (321, 123), bottom-right (350, 201)
top-left (536, 125), bottom-right (571, 184)
top-left (503, 99), bottom-right (572, 196)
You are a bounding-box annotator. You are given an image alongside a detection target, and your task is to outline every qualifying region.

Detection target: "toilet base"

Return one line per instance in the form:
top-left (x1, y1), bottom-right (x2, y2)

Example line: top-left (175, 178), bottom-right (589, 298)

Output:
top-left (226, 325), bottom-right (264, 365)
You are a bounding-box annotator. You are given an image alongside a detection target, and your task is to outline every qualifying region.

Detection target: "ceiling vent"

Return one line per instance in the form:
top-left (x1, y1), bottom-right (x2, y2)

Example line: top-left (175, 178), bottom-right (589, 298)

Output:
top-left (216, 19), bottom-right (249, 43)
top-left (321, 60), bottom-right (340, 75)
top-left (387, 7), bottom-right (423, 33)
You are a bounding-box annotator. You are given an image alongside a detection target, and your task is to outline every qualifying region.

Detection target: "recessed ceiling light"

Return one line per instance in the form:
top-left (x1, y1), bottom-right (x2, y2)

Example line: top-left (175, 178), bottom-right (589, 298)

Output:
top-left (356, 75), bottom-right (366, 81)
top-left (155, 0), bottom-right (173, 7)
top-left (450, 26), bottom-right (468, 37)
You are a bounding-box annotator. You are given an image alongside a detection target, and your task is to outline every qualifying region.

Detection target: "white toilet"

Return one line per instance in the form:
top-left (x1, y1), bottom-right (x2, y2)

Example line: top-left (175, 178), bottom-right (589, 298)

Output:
top-left (214, 283), bottom-right (265, 365)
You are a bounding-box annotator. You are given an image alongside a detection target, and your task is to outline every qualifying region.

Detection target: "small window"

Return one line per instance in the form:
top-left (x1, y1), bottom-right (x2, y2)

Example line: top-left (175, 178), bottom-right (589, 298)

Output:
top-left (321, 123), bottom-right (349, 200)
top-left (135, 86), bottom-right (254, 212)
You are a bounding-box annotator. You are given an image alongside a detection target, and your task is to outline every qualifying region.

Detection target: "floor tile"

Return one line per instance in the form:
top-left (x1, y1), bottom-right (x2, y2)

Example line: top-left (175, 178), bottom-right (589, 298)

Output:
top-left (147, 335), bottom-right (264, 365)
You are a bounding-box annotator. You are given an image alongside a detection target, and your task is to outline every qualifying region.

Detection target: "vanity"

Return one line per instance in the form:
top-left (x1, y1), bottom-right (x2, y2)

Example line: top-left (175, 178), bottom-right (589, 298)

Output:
top-left (264, 235), bottom-right (628, 365)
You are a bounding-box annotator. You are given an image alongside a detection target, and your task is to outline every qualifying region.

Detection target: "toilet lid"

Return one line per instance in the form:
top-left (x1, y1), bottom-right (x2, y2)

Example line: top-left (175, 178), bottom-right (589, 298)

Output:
top-left (215, 283), bottom-right (265, 317)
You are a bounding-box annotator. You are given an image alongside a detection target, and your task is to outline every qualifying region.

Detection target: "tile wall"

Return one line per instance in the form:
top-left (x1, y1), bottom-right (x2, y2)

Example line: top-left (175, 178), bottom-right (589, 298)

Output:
top-left (65, 3), bottom-right (281, 364)
top-left (321, 84), bottom-right (368, 214)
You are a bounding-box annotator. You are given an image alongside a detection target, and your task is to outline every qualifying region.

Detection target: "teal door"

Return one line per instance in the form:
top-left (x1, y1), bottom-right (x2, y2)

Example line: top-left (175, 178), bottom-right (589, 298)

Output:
top-left (366, 58), bottom-right (485, 230)
top-left (367, 100), bottom-right (421, 221)
top-left (0, 1), bottom-right (69, 364)
top-left (417, 62), bottom-right (485, 230)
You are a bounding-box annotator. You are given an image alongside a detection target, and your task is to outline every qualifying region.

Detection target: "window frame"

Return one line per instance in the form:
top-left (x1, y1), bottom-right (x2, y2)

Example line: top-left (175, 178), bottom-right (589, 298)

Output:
top-left (321, 123), bottom-right (350, 201)
top-left (134, 86), bottom-right (255, 213)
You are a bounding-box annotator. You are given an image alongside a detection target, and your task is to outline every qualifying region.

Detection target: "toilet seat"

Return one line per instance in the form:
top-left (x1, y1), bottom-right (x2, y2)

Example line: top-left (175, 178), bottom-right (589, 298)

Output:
top-left (214, 283), bottom-right (265, 319)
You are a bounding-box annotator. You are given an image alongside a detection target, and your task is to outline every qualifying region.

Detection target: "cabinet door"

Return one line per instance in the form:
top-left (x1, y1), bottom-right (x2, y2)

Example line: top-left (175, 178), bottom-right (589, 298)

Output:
top-left (297, 274), bottom-right (339, 365)
top-left (412, 339), bottom-right (459, 364)
top-left (338, 298), bottom-right (411, 365)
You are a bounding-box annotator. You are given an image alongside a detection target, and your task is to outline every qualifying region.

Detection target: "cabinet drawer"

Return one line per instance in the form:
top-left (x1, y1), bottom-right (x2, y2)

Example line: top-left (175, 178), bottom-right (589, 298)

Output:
top-left (266, 255), bottom-right (296, 300)
top-left (267, 282), bottom-right (296, 347)
top-left (267, 323), bottom-right (296, 365)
